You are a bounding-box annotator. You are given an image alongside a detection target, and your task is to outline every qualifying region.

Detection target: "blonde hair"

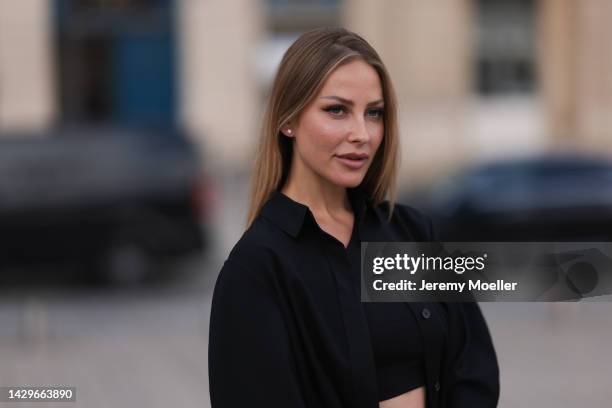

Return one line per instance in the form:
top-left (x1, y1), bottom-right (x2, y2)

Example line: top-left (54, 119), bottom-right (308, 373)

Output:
top-left (246, 27), bottom-right (400, 229)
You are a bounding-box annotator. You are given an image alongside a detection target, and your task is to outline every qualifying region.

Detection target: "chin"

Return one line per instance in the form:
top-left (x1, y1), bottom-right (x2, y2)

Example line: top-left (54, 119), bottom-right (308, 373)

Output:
top-left (330, 172), bottom-right (366, 188)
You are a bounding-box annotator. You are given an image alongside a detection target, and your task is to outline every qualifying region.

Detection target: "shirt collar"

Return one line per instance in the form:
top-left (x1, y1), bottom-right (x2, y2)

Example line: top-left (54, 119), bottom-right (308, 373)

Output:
top-left (260, 185), bottom-right (370, 238)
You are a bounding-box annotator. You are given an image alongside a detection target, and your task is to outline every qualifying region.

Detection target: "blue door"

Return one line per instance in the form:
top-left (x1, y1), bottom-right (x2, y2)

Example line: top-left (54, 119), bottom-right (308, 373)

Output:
top-left (54, 0), bottom-right (176, 128)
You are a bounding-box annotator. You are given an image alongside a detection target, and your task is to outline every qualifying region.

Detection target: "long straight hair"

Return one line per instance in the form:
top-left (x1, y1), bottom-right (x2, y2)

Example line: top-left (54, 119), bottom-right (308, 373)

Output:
top-left (246, 27), bottom-right (401, 229)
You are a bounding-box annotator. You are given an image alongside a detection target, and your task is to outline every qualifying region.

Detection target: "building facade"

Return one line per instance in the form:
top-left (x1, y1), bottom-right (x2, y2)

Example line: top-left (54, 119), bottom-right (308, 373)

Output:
top-left (1, 0), bottom-right (610, 186)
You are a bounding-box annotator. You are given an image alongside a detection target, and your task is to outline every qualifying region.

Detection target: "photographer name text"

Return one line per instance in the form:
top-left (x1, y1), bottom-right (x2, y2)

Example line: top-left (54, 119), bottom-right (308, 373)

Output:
top-left (372, 279), bottom-right (518, 292)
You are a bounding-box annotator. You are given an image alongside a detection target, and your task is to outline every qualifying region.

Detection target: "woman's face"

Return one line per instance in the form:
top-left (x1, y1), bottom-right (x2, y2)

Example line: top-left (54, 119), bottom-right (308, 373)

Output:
top-left (285, 58), bottom-right (385, 189)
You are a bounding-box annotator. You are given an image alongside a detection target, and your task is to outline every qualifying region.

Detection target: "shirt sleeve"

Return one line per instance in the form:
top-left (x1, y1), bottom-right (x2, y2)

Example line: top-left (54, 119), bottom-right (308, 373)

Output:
top-left (208, 258), bottom-right (307, 408)
top-left (397, 204), bottom-right (500, 405)
top-left (444, 301), bottom-right (500, 407)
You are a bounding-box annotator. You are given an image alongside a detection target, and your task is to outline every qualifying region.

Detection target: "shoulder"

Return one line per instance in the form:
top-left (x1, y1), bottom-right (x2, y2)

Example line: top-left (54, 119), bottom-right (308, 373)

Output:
top-left (227, 214), bottom-right (285, 265)
top-left (216, 215), bottom-right (288, 287)
top-left (371, 200), bottom-right (436, 241)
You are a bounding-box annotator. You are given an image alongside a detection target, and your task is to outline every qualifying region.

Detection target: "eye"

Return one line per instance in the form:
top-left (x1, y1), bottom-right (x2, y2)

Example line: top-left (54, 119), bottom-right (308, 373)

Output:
top-left (367, 108), bottom-right (384, 119)
top-left (323, 105), bottom-right (347, 117)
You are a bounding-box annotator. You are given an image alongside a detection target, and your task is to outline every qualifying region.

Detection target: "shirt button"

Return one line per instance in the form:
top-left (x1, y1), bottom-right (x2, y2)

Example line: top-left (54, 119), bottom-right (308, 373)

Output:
top-left (421, 307), bottom-right (431, 319)
top-left (434, 380), bottom-right (441, 392)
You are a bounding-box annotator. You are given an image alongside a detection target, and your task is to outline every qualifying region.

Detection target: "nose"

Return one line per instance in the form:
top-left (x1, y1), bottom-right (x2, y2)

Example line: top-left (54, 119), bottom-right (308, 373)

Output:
top-left (347, 116), bottom-right (371, 143)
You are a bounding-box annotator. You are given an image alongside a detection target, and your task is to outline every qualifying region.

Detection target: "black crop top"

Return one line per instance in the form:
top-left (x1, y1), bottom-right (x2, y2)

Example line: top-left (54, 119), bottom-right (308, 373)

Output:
top-left (347, 220), bottom-right (426, 401)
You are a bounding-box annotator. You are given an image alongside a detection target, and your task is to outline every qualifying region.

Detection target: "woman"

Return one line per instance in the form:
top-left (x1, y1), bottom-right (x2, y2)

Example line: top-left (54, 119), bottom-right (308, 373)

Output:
top-left (208, 27), bottom-right (499, 408)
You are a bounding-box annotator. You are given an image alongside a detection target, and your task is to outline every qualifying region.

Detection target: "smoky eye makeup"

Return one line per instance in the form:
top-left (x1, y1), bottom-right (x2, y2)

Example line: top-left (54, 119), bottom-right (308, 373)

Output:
top-left (323, 104), bottom-right (347, 116)
top-left (322, 104), bottom-right (384, 119)
top-left (366, 107), bottom-right (384, 118)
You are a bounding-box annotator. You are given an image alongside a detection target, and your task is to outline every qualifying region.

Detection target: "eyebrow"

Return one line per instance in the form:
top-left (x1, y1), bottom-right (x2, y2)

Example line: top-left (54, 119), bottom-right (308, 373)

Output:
top-left (319, 95), bottom-right (384, 106)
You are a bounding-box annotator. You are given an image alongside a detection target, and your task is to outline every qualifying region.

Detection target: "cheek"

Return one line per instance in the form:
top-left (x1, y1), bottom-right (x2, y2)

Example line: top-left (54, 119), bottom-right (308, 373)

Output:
top-left (304, 119), bottom-right (347, 153)
top-left (370, 122), bottom-right (385, 149)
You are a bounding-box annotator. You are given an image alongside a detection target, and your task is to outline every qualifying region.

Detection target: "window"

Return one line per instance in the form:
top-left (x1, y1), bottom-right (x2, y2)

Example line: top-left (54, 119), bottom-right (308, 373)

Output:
top-left (265, 0), bottom-right (340, 33)
top-left (54, 0), bottom-right (176, 128)
top-left (475, 0), bottom-right (536, 94)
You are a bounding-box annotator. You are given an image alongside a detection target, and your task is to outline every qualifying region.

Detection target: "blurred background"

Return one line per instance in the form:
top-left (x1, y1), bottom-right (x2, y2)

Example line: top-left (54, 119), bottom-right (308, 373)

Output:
top-left (1, 0), bottom-right (612, 407)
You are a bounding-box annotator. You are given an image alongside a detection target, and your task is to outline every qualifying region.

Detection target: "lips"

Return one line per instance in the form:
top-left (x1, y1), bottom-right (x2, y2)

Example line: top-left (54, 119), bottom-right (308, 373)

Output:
top-left (336, 153), bottom-right (369, 160)
top-left (335, 153), bottom-right (369, 169)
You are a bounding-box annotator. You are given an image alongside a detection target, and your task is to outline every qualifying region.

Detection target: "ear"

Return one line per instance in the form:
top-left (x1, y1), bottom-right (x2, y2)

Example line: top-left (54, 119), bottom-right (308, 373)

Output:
top-left (281, 122), bottom-right (295, 138)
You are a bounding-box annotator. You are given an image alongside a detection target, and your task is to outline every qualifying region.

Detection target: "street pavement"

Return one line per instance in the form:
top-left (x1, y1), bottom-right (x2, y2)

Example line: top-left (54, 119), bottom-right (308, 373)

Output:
top-left (1, 170), bottom-right (612, 407)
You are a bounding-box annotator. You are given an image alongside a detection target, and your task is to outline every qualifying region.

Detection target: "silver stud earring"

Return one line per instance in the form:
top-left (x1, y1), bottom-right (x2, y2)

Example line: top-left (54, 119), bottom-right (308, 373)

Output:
top-left (287, 129), bottom-right (292, 135)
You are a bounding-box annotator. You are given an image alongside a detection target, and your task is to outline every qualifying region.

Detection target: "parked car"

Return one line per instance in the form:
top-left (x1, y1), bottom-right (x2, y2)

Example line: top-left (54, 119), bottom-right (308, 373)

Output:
top-left (403, 155), bottom-right (612, 241)
top-left (0, 126), bottom-right (214, 284)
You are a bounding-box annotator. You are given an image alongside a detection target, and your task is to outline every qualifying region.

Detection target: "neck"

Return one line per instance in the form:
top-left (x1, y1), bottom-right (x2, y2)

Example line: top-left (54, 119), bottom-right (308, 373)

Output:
top-left (281, 166), bottom-right (351, 218)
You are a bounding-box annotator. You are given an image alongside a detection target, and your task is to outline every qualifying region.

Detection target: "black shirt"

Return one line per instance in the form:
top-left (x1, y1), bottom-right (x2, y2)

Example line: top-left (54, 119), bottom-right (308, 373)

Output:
top-left (344, 208), bottom-right (427, 401)
top-left (208, 186), bottom-right (499, 408)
